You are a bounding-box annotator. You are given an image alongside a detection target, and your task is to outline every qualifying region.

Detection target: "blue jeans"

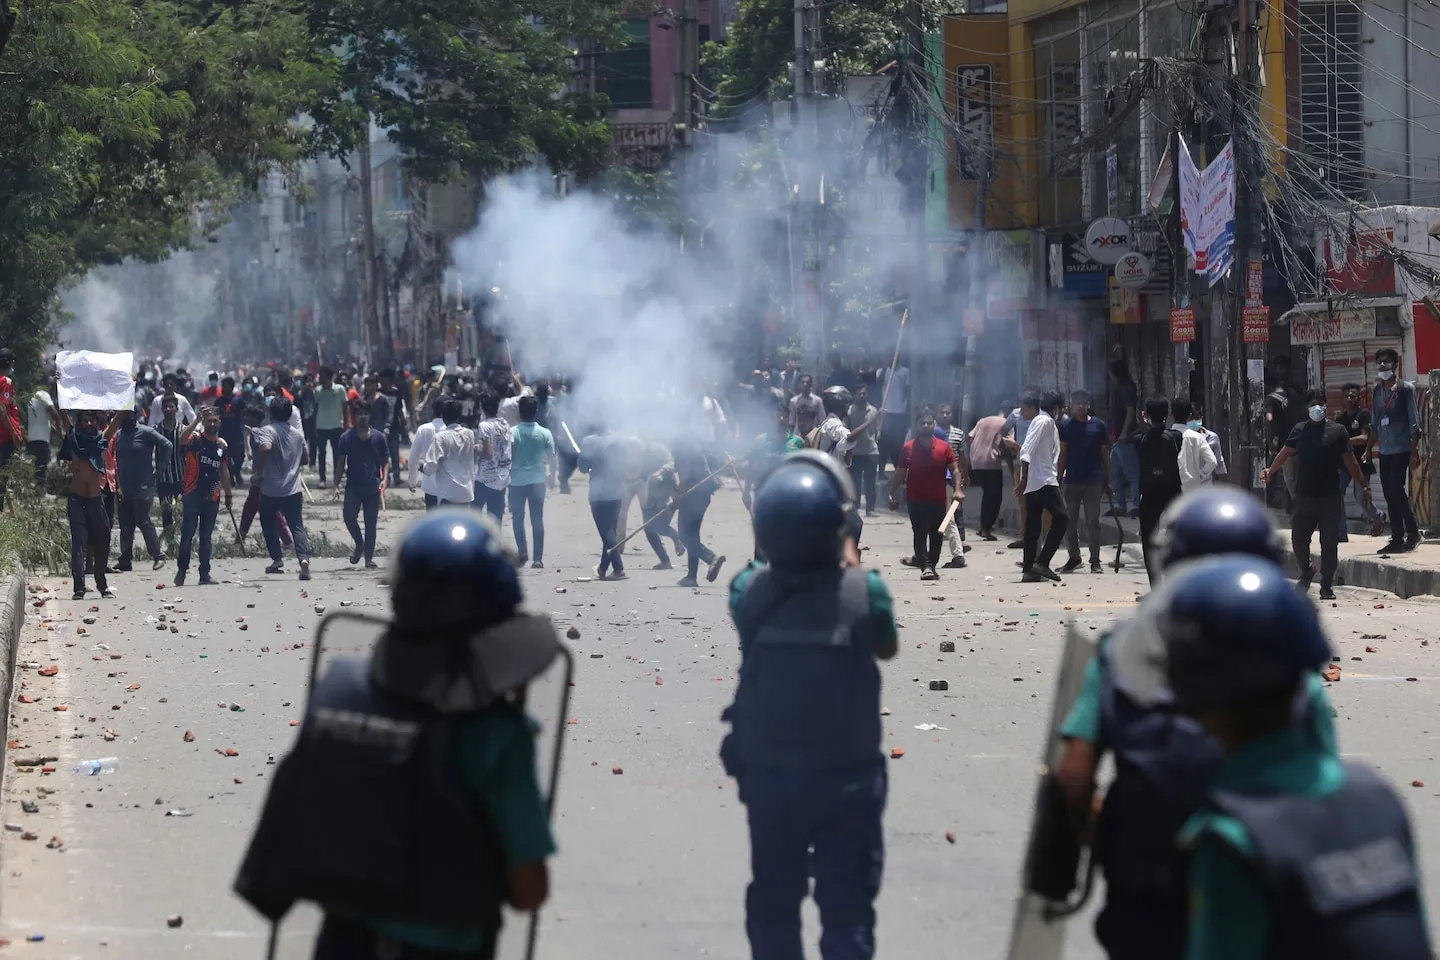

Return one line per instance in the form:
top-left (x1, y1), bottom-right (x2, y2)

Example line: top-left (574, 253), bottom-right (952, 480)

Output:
top-left (343, 487), bottom-right (381, 562)
top-left (1109, 442), bottom-right (1140, 512)
top-left (508, 482), bottom-right (545, 562)
top-left (259, 492), bottom-right (311, 563)
top-left (1337, 470), bottom-right (1381, 542)
top-left (177, 493), bottom-right (220, 579)
top-left (741, 763), bottom-right (887, 960)
top-left (474, 483), bottom-right (505, 524)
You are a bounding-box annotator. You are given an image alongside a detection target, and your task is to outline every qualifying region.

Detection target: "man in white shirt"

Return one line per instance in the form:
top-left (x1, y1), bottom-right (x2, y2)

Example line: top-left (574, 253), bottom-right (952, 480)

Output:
top-left (419, 399), bottom-right (478, 506)
top-left (147, 373), bottom-right (196, 428)
top-left (26, 375), bottom-right (61, 490)
top-left (474, 392), bottom-right (513, 521)
top-left (406, 406), bottom-right (446, 509)
top-left (497, 380), bottom-right (534, 427)
top-left (1018, 390), bottom-right (1070, 583)
top-left (1173, 397), bottom-right (1220, 493)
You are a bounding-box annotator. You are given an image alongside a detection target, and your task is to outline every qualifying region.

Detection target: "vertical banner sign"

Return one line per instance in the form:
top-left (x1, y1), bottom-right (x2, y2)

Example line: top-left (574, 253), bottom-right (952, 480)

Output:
top-left (1105, 145), bottom-right (1119, 217)
top-left (1178, 136), bottom-right (1237, 285)
top-left (1246, 260), bottom-right (1263, 307)
top-left (954, 64), bottom-right (994, 182)
top-left (1178, 137), bottom-right (1202, 269)
top-left (1170, 307), bottom-right (1196, 343)
top-left (1242, 305), bottom-right (1271, 343)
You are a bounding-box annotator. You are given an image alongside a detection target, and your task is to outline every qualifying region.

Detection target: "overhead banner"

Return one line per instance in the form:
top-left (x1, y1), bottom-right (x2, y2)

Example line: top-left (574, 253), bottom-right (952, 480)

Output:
top-left (1178, 137), bottom-right (1237, 287)
top-left (56, 350), bottom-right (135, 411)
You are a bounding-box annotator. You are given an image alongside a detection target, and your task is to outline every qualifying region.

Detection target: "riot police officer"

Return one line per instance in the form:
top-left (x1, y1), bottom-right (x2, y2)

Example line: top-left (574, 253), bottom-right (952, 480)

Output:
top-left (721, 450), bottom-right (896, 960)
top-left (1053, 488), bottom-right (1337, 960)
top-left (1153, 555), bottom-right (1431, 959)
top-left (235, 510), bottom-right (562, 959)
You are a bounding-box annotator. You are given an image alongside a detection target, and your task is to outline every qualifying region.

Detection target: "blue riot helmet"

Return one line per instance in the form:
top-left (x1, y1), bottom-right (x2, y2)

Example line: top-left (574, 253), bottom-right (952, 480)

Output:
top-left (1151, 487), bottom-right (1285, 571)
top-left (1144, 555), bottom-right (1333, 713)
top-left (377, 509), bottom-right (557, 710)
top-left (752, 450), bottom-right (855, 569)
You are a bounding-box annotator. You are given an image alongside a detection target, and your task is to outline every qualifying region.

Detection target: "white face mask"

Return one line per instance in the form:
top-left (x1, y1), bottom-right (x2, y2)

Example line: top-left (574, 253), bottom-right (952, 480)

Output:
top-left (1308, 405), bottom-right (1326, 422)
top-left (1378, 369), bottom-right (1396, 381)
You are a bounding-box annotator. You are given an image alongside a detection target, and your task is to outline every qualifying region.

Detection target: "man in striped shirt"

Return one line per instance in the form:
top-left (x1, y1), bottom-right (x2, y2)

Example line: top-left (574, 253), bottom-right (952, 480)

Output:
top-left (154, 394), bottom-right (192, 544)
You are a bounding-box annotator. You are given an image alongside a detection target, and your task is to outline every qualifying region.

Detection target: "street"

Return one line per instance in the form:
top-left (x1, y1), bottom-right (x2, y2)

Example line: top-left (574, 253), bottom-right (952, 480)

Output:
top-left (3, 477), bottom-right (1440, 959)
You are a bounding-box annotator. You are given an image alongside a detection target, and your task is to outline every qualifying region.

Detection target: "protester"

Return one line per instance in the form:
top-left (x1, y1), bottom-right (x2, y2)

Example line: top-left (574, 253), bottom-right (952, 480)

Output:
top-left (1262, 388), bottom-right (1371, 600)
top-left (153, 395), bottom-right (189, 543)
top-left (312, 366), bottom-right (348, 487)
top-left (846, 384), bottom-right (882, 515)
top-left (1335, 382), bottom-right (1385, 541)
top-left (1135, 397), bottom-right (1185, 582)
top-left (147, 373), bottom-right (196, 429)
top-left (888, 410), bottom-right (958, 581)
top-left (788, 374), bottom-right (824, 440)
top-left (579, 423), bottom-right (627, 580)
top-left (330, 400), bottom-right (387, 569)
top-left (217, 377), bottom-right (247, 485)
top-left (251, 397), bottom-right (312, 580)
top-left (107, 407), bottom-right (172, 572)
top-left (509, 395), bottom-right (554, 568)
top-left (419, 399), bottom-right (478, 509)
top-left (672, 437), bottom-right (726, 587)
top-left (1371, 347), bottom-right (1422, 553)
top-left (174, 407), bottom-right (231, 586)
top-left (1018, 391), bottom-right (1069, 583)
top-left (968, 402), bottom-right (1010, 541)
top-left (406, 401), bottom-right (445, 509)
top-left (640, 442), bottom-right (684, 569)
top-left (56, 407), bottom-right (115, 599)
top-left (26, 370), bottom-right (61, 491)
top-left (934, 403), bottom-right (970, 569)
top-left (1173, 397), bottom-right (1218, 494)
top-left (0, 348), bottom-right (23, 511)
top-left (1057, 390), bottom-right (1109, 574)
top-left (474, 393), bottom-right (512, 523)
top-left (878, 356), bottom-right (911, 478)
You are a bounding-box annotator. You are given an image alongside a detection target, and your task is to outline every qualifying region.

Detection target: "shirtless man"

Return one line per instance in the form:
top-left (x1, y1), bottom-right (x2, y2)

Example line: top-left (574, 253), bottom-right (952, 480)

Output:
top-left (56, 406), bottom-right (115, 600)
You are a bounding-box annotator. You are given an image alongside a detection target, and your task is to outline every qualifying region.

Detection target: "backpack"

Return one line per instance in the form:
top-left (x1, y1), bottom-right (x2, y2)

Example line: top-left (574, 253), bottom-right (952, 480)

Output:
top-left (804, 425), bottom-right (824, 449)
top-left (1137, 425), bottom-right (1184, 490)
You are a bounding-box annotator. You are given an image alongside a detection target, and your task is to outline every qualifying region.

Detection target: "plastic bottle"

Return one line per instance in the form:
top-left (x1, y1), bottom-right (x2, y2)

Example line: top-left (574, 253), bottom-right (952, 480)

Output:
top-left (72, 758), bottom-right (119, 776)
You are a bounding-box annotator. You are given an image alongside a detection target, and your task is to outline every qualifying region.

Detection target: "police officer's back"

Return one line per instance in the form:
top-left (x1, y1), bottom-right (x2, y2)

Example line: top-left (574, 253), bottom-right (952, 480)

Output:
top-left (1055, 489), bottom-right (1339, 960)
top-left (1154, 556), bottom-right (1430, 960)
top-left (722, 451), bottom-right (896, 960)
top-left (235, 510), bottom-right (560, 959)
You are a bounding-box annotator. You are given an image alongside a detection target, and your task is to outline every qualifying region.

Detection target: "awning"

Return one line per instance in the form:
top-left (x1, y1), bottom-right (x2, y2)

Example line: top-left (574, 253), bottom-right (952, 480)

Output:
top-left (1275, 296), bottom-right (1406, 326)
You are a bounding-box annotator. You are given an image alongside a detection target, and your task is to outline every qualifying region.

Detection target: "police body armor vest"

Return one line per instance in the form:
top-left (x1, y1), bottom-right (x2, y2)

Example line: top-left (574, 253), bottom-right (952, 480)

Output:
top-left (731, 566), bottom-right (880, 770)
top-left (1208, 761), bottom-right (1431, 960)
top-left (235, 657), bottom-right (506, 932)
top-left (1096, 644), bottom-right (1223, 902)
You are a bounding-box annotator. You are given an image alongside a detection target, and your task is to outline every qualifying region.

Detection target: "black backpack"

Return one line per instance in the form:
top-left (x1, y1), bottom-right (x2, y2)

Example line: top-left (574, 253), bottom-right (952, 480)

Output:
top-left (1137, 425), bottom-right (1184, 490)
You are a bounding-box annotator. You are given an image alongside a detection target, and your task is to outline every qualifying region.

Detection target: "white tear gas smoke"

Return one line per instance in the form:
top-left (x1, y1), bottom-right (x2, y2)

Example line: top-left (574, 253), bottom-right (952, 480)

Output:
top-left (58, 253), bottom-right (220, 363)
top-left (448, 177), bottom-right (735, 437)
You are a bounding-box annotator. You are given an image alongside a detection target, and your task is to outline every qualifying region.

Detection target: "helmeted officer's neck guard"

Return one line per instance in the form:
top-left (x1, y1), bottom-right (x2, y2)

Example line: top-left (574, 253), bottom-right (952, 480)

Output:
top-left (372, 613), bottom-right (561, 713)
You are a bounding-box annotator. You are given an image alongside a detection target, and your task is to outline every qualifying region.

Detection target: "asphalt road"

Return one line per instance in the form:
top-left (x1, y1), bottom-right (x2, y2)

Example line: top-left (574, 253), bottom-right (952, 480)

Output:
top-left (3, 474), bottom-right (1440, 959)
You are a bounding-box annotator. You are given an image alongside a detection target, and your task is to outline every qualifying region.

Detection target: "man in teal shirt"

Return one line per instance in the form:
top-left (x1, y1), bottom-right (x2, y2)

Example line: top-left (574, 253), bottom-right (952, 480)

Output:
top-left (509, 395), bottom-right (554, 568)
top-left (313, 365), bottom-right (349, 487)
top-left (1155, 556), bottom-right (1429, 960)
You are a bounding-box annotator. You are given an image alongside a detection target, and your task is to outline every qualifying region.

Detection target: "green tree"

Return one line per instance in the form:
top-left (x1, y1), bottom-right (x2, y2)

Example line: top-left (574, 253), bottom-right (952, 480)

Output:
top-left (296, 0), bottom-right (622, 184)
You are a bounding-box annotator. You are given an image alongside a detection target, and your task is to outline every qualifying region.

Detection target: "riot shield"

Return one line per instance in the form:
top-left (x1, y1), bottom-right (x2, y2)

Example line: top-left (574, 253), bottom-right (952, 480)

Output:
top-left (1003, 623), bottom-right (1098, 960)
top-left (249, 611), bottom-right (574, 960)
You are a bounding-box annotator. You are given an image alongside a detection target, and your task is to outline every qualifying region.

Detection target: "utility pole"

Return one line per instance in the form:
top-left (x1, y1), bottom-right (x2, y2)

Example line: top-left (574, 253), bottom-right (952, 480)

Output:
top-left (1227, 0), bottom-right (1263, 487)
top-left (902, 0), bottom-right (928, 405)
top-left (674, 0), bottom-right (699, 148)
top-left (959, 70), bottom-right (992, 430)
top-left (793, 0), bottom-right (824, 377)
top-left (357, 119), bottom-right (381, 366)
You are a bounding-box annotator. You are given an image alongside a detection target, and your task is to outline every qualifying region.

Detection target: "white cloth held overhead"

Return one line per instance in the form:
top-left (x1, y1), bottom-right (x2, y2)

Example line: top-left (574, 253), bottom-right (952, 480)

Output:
top-left (56, 350), bottom-right (135, 411)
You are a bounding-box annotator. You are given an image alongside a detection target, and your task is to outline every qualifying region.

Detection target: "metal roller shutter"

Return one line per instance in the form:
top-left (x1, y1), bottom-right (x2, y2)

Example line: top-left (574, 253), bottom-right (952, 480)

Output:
top-left (1320, 337), bottom-right (1401, 411)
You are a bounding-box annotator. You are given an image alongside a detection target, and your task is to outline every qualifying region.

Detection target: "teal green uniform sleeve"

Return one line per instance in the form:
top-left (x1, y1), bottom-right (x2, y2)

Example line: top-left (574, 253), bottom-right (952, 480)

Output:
top-left (1184, 829), bottom-right (1269, 960)
top-left (458, 709), bottom-right (557, 867)
top-left (1059, 657), bottom-right (1104, 743)
top-left (865, 570), bottom-right (897, 650)
top-left (729, 562), bottom-right (761, 624)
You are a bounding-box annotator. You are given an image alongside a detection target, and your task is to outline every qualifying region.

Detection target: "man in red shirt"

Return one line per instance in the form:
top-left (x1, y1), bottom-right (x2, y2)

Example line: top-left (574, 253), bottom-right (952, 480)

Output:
top-left (0, 347), bottom-right (24, 511)
top-left (887, 409), bottom-right (963, 580)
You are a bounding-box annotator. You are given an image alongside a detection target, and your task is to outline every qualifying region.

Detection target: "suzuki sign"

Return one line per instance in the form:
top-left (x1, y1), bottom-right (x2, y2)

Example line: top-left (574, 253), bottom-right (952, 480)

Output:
top-left (1084, 217), bottom-right (1134, 265)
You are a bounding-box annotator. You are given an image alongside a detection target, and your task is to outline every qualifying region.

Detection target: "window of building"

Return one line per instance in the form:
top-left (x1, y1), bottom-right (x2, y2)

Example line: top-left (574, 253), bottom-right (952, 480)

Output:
top-left (1297, 1), bottom-right (1364, 195)
top-left (1034, 11), bottom-right (1082, 179)
top-left (597, 19), bottom-right (653, 110)
top-left (1082, 0), bottom-right (1142, 218)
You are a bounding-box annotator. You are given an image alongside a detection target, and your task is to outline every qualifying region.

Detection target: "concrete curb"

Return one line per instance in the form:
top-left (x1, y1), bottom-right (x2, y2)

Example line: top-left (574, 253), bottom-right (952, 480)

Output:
top-left (0, 572), bottom-right (25, 775)
top-left (1334, 558), bottom-right (1440, 600)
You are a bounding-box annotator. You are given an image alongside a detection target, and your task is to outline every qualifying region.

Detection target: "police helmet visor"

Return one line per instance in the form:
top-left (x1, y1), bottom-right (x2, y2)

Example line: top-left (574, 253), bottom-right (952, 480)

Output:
top-left (371, 613), bottom-right (562, 712)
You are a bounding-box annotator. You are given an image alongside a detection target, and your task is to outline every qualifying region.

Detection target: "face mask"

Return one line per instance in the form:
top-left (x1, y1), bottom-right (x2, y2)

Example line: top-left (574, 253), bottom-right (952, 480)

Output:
top-left (1308, 405), bottom-right (1326, 422)
top-left (1378, 369), bottom-right (1396, 381)
top-left (1187, 420), bottom-right (1202, 432)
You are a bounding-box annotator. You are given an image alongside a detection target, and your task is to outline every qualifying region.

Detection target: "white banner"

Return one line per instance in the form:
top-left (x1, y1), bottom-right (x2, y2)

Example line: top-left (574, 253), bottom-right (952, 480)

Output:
top-left (56, 350), bottom-right (135, 411)
top-left (1178, 137), bottom-right (1237, 287)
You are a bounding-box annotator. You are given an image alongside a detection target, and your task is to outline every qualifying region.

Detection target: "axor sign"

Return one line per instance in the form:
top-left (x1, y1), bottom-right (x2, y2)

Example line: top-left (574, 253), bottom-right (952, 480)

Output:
top-left (1084, 217), bottom-right (1133, 266)
top-left (1113, 251), bottom-right (1152, 289)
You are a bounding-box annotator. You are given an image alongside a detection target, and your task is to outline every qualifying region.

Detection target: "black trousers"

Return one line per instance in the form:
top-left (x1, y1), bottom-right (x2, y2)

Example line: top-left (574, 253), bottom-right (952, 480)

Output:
top-left (972, 468), bottom-right (1003, 532)
top-left (313, 915), bottom-right (495, 960)
top-left (848, 454), bottom-right (879, 512)
top-left (678, 491), bottom-right (716, 580)
top-left (67, 493), bottom-right (110, 595)
top-left (907, 500), bottom-right (945, 569)
top-left (1023, 484), bottom-right (1068, 571)
top-left (1138, 485), bottom-right (1180, 583)
top-left (591, 499), bottom-right (623, 575)
top-left (1379, 452), bottom-right (1420, 541)
top-left (1292, 492), bottom-right (1341, 587)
